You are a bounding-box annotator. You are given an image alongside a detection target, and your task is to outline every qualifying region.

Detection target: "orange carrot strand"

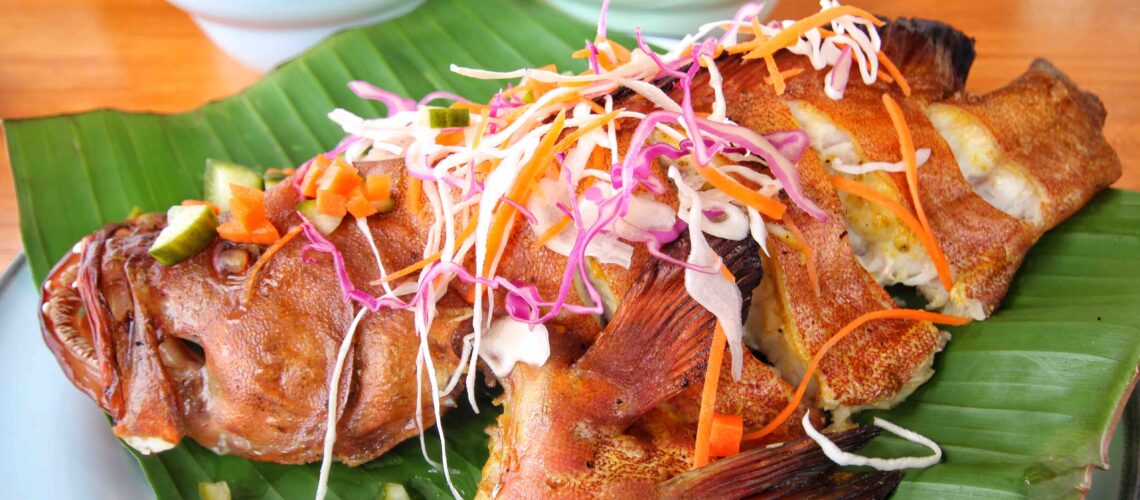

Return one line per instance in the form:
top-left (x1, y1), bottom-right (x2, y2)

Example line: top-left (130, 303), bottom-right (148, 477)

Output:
top-left (697, 165), bottom-right (787, 220)
top-left (877, 52), bottom-right (911, 96)
top-left (743, 309), bottom-right (968, 442)
top-left (882, 94), bottom-right (952, 290)
top-left (242, 226), bottom-right (303, 304)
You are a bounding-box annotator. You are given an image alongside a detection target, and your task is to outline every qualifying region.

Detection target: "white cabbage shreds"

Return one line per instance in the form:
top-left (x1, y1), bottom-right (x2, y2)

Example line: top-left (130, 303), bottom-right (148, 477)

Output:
top-left (802, 411), bottom-right (943, 470)
top-left (667, 166), bottom-right (746, 379)
top-left (479, 318), bottom-right (551, 377)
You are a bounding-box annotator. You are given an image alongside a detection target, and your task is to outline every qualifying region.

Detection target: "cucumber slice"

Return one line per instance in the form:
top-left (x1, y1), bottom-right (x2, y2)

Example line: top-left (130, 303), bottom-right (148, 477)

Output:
top-left (197, 481), bottom-right (231, 500)
top-left (297, 200), bottom-right (344, 235)
top-left (263, 171), bottom-right (289, 190)
top-left (372, 198), bottom-right (396, 214)
top-left (381, 483), bottom-right (410, 500)
top-left (426, 107), bottom-right (470, 128)
top-left (148, 204), bottom-right (219, 266)
top-left (204, 159), bottom-right (263, 211)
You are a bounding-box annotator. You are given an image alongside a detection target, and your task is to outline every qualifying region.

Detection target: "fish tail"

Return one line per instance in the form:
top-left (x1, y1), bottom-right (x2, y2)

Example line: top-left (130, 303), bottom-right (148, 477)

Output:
top-left (880, 17), bottom-right (976, 97)
top-left (658, 426), bottom-right (900, 499)
top-left (573, 235), bottom-right (761, 423)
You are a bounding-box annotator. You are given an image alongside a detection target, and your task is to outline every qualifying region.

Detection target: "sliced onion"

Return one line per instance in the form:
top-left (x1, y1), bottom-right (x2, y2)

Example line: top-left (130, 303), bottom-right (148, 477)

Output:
top-left (824, 45), bottom-right (854, 100)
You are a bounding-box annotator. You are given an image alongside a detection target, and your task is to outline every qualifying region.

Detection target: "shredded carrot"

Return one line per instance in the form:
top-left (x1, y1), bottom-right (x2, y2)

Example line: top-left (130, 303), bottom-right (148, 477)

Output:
top-left (694, 321), bottom-right (728, 468)
top-left (604, 39), bottom-right (632, 65)
top-left (877, 52), bottom-right (911, 96)
top-left (764, 67), bottom-right (805, 85)
top-left (693, 266), bottom-right (739, 468)
top-left (381, 251), bottom-right (443, 285)
top-left (482, 110), bottom-right (566, 275)
top-left (753, 18), bottom-right (786, 96)
top-left (377, 216), bottom-right (479, 286)
top-left (449, 101), bottom-right (487, 113)
top-left (435, 129), bottom-right (466, 146)
top-left (408, 177), bottom-right (422, 217)
top-left (696, 165), bottom-right (787, 220)
top-left (553, 109), bottom-right (621, 153)
top-left (830, 176), bottom-right (939, 262)
top-left (733, 6), bottom-right (884, 58)
top-left (877, 69), bottom-right (895, 84)
top-left (882, 94), bottom-right (951, 290)
top-left (501, 90), bottom-right (579, 125)
top-left (584, 98), bottom-right (609, 115)
top-left (264, 167), bottom-right (294, 176)
top-left (708, 413), bottom-right (744, 457)
top-left (533, 215), bottom-right (572, 249)
top-left (783, 219), bottom-right (820, 296)
top-left (242, 226), bottom-right (302, 304)
top-left (743, 309), bottom-right (969, 442)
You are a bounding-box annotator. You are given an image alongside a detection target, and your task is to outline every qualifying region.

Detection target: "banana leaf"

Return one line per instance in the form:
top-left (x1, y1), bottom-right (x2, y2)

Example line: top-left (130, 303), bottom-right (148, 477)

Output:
top-left (5, 0), bottom-right (1139, 498)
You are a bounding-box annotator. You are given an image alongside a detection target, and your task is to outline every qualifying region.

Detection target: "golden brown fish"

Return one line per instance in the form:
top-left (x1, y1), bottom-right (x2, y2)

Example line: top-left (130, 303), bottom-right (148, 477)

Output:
top-left (37, 10), bottom-right (1120, 485)
top-left (38, 151), bottom-right (661, 464)
top-left (478, 234), bottom-right (899, 498)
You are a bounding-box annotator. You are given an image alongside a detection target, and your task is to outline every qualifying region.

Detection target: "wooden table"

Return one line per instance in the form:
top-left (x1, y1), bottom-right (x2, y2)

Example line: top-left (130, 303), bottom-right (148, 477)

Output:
top-left (1, 0), bottom-right (1138, 272)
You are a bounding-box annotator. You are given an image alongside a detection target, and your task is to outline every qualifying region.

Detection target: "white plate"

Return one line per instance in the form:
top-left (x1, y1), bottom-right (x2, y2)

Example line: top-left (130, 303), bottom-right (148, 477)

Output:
top-left (0, 255), bottom-right (150, 499)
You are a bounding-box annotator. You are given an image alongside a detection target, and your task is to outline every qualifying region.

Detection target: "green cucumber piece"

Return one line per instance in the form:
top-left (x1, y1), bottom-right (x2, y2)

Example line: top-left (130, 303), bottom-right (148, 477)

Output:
top-left (372, 198), bottom-right (396, 214)
top-left (263, 171), bottom-right (289, 190)
top-left (204, 159), bottom-right (263, 211)
top-left (197, 481), bottom-right (231, 500)
top-left (297, 200), bottom-right (344, 235)
top-left (381, 483), bottom-right (410, 500)
top-left (148, 205), bottom-right (219, 266)
top-left (426, 107), bottom-right (470, 128)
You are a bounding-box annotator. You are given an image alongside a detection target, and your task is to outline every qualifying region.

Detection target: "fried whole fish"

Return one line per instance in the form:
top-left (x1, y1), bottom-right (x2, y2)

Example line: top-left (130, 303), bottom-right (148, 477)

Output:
top-left (37, 9), bottom-right (1120, 490)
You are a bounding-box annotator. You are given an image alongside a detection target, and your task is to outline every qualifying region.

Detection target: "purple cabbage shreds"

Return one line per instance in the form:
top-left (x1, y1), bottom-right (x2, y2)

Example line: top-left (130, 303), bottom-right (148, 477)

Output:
top-left (587, 41), bottom-right (602, 75)
top-left (347, 80), bottom-right (416, 116)
top-left (500, 196), bottom-right (537, 225)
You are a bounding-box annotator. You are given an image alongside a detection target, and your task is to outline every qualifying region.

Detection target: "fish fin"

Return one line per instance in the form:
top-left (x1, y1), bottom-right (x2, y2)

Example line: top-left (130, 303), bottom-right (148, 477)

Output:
top-left (880, 17), bottom-right (976, 97)
top-left (757, 470), bottom-right (905, 500)
top-left (657, 426), bottom-right (888, 499)
top-left (1025, 58), bottom-right (1107, 127)
top-left (573, 235), bottom-right (761, 423)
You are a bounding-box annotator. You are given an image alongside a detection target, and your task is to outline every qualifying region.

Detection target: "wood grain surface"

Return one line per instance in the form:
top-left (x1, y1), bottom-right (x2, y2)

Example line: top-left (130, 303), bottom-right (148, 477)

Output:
top-left (1, 0), bottom-right (1137, 271)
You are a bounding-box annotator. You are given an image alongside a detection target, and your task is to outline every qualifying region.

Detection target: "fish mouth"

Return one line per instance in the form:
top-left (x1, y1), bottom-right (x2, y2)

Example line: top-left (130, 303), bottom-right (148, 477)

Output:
top-left (39, 216), bottom-right (166, 418)
top-left (40, 239), bottom-right (105, 407)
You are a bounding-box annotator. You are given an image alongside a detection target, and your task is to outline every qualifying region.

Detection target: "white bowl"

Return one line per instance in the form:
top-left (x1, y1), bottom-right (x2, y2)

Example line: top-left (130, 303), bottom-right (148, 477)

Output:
top-left (548, 0), bottom-right (777, 38)
top-left (166, 0), bottom-right (424, 72)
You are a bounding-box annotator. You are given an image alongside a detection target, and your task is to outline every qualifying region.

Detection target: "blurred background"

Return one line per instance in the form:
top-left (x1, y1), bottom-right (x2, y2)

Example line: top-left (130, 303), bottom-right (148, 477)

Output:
top-left (1, 0), bottom-right (1138, 270)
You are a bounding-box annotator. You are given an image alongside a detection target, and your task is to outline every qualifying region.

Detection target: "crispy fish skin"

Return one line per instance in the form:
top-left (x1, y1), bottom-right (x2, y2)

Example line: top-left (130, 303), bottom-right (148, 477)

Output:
top-left (939, 58), bottom-right (1121, 230)
top-left (38, 156), bottom-right (655, 464)
top-left (42, 200), bottom-right (466, 464)
top-left (670, 56), bottom-right (946, 413)
top-left (478, 235), bottom-right (807, 498)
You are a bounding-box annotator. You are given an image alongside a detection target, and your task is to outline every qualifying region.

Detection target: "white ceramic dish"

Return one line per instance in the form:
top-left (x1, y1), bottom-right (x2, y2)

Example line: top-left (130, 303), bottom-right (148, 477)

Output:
top-left (548, 0), bottom-right (776, 37)
top-left (165, 0), bottom-right (425, 71)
